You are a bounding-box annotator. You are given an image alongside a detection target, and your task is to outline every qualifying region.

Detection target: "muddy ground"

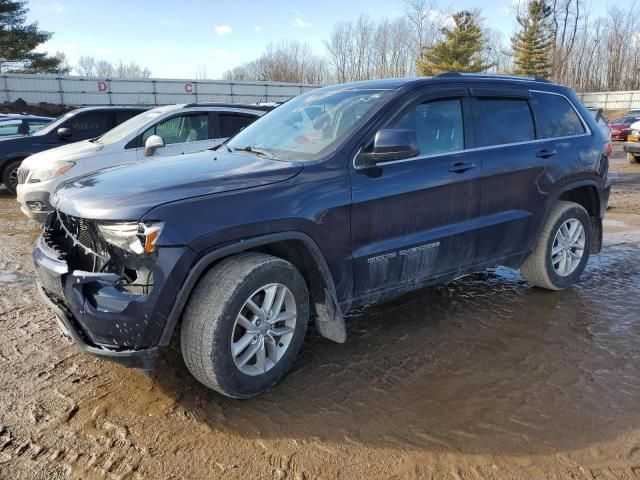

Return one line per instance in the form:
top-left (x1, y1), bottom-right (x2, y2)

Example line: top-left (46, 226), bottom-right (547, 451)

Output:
top-left (1, 144), bottom-right (640, 480)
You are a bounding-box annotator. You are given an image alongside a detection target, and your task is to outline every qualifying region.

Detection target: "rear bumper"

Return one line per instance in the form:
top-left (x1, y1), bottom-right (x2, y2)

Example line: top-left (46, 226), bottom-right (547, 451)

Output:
top-left (623, 142), bottom-right (640, 155)
top-left (32, 234), bottom-right (197, 369)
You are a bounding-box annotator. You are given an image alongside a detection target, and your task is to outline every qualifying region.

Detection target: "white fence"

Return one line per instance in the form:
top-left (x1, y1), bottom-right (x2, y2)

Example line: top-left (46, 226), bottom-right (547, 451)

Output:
top-left (577, 91), bottom-right (640, 110)
top-left (0, 74), bottom-right (320, 106)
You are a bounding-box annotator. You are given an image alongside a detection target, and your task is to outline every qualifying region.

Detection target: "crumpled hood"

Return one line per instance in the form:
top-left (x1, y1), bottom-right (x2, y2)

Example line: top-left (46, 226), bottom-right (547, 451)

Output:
top-left (52, 150), bottom-right (303, 220)
top-left (22, 140), bottom-right (103, 168)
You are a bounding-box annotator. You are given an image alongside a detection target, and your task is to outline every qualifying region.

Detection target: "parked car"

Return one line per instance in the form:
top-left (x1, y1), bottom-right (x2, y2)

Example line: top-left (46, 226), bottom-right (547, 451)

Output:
top-left (0, 115), bottom-right (53, 137)
top-left (623, 119), bottom-right (640, 163)
top-left (586, 107), bottom-right (611, 140)
top-left (32, 74), bottom-right (611, 398)
top-left (607, 114), bottom-right (640, 140)
top-left (0, 106), bottom-right (146, 195)
top-left (16, 103), bottom-right (273, 222)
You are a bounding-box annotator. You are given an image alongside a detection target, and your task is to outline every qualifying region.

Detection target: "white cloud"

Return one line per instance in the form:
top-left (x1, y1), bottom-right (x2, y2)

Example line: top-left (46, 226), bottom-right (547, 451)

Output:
top-left (254, 25), bottom-right (262, 32)
top-left (212, 50), bottom-right (229, 58)
top-left (214, 25), bottom-right (232, 36)
top-left (294, 18), bottom-right (312, 28)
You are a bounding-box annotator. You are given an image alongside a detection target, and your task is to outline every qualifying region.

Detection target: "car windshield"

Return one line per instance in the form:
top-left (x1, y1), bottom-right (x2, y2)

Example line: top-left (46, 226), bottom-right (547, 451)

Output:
top-left (32, 111), bottom-right (76, 136)
top-left (225, 87), bottom-right (393, 161)
top-left (614, 116), bottom-right (639, 124)
top-left (96, 107), bottom-right (169, 145)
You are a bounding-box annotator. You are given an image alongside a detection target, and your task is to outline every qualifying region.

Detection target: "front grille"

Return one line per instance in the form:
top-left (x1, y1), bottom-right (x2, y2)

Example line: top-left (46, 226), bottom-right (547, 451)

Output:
top-left (46, 211), bottom-right (110, 272)
top-left (17, 166), bottom-right (29, 184)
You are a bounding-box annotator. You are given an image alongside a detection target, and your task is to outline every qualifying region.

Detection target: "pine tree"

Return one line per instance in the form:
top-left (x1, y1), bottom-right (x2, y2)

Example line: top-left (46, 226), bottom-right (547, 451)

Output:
top-left (416, 11), bottom-right (492, 76)
top-left (0, 0), bottom-right (70, 74)
top-left (511, 0), bottom-right (554, 78)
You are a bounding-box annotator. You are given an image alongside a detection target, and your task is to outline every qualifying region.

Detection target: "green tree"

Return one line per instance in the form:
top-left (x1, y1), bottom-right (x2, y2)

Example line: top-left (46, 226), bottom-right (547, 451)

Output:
top-left (511, 0), bottom-right (554, 78)
top-left (416, 10), bottom-right (492, 76)
top-left (0, 0), bottom-right (70, 74)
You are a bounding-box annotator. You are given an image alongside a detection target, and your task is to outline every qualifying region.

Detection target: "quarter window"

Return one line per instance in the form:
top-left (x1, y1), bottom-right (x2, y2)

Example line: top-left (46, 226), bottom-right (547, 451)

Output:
top-left (473, 98), bottom-right (535, 147)
top-left (142, 114), bottom-right (209, 145)
top-left (0, 120), bottom-right (22, 136)
top-left (530, 92), bottom-right (586, 138)
top-left (390, 99), bottom-right (464, 156)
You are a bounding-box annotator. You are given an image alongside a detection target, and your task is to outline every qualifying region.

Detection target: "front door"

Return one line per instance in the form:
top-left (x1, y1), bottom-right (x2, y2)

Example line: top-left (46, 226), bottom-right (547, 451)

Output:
top-left (349, 89), bottom-right (481, 301)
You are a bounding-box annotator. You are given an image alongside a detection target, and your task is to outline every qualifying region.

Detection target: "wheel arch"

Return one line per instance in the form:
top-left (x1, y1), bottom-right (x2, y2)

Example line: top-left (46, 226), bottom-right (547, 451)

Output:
top-left (543, 180), bottom-right (603, 254)
top-left (159, 231), bottom-right (347, 347)
top-left (0, 153), bottom-right (30, 178)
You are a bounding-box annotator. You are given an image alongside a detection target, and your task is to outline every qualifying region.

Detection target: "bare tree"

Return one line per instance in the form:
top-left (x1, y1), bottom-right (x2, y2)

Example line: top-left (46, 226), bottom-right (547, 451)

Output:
top-left (76, 55), bottom-right (96, 76)
top-left (195, 64), bottom-right (208, 80)
top-left (74, 56), bottom-right (151, 78)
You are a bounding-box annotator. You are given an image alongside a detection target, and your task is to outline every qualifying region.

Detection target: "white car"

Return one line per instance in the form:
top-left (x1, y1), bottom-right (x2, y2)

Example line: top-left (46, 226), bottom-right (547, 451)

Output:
top-left (17, 103), bottom-right (273, 221)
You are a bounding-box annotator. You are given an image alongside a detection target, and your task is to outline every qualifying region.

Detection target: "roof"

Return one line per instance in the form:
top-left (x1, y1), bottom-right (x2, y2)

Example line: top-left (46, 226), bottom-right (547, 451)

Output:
top-left (182, 102), bottom-right (276, 112)
top-left (326, 73), bottom-right (558, 92)
top-left (69, 106), bottom-right (149, 113)
top-left (0, 114), bottom-right (53, 121)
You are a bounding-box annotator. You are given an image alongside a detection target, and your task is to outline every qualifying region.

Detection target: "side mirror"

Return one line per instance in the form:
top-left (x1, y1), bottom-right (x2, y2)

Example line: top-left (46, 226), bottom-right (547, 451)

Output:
top-left (144, 135), bottom-right (165, 157)
top-left (57, 128), bottom-right (72, 140)
top-left (359, 129), bottom-right (420, 166)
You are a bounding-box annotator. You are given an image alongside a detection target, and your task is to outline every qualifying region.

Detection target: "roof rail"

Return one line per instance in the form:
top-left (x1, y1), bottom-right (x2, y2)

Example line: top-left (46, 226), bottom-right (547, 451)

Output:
top-left (182, 102), bottom-right (276, 111)
top-left (434, 72), bottom-right (551, 83)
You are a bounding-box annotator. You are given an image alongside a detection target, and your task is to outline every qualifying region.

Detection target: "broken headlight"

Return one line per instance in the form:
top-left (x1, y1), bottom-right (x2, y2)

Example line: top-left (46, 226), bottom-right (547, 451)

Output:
top-left (96, 222), bottom-right (164, 255)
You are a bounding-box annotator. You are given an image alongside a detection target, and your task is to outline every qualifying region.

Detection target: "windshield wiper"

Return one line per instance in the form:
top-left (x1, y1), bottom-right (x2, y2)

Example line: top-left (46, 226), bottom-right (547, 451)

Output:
top-left (233, 146), bottom-right (274, 158)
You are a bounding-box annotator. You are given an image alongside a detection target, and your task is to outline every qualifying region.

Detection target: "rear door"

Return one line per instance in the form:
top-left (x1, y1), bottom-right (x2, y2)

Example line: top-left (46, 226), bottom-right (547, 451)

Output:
top-left (349, 87), bottom-right (482, 299)
top-left (470, 88), bottom-right (552, 264)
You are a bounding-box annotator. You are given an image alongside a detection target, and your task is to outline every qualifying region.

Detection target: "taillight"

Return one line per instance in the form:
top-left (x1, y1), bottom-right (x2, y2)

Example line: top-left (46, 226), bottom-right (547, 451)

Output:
top-left (604, 141), bottom-right (613, 157)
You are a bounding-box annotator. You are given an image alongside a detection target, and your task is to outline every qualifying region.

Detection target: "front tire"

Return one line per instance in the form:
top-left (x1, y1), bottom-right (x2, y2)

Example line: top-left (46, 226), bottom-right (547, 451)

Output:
top-left (2, 160), bottom-right (21, 195)
top-left (181, 252), bottom-right (309, 398)
top-left (627, 152), bottom-right (640, 164)
top-left (521, 201), bottom-right (592, 290)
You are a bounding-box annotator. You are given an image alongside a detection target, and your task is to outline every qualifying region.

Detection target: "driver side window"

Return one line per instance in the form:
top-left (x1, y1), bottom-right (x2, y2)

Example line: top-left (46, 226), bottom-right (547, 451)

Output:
top-left (142, 114), bottom-right (209, 145)
top-left (390, 99), bottom-right (464, 156)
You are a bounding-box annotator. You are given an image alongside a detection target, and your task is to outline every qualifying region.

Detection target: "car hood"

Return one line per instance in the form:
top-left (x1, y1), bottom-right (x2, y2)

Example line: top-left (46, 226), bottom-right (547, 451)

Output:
top-left (52, 150), bottom-right (303, 220)
top-left (22, 140), bottom-right (103, 168)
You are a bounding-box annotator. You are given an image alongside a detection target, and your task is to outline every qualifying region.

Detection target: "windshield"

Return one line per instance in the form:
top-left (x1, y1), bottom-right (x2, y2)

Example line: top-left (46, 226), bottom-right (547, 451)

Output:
top-left (33, 111), bottom-right (76, 136)
top-left (613, 116), bottom-right (640, 124)
top-left (96, 108), bottom-right (167, 145)
top-left (226, 87), bottom-right (393, 161)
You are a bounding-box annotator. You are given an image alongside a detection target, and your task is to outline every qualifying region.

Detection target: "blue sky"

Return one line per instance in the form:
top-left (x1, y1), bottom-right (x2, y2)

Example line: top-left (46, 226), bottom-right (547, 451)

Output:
top-left (28, 0), bottom-right (610, 79)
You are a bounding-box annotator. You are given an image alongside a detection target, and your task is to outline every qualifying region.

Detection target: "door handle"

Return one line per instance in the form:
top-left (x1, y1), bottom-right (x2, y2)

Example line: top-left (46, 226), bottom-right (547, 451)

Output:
top-left (448, 162), bottom-right (476, 173)
top-left (536, 149), bottom-right (557, 158)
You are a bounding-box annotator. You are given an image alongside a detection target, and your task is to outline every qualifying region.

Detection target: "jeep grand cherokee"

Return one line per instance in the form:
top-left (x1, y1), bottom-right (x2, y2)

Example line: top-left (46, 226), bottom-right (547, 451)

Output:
top-left (32, 74), bottom-right (611, 398)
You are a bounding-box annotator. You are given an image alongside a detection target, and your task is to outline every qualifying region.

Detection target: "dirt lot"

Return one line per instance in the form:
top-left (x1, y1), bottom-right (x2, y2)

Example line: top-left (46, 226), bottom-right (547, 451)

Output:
top-left (1, 144), bottom-right (640, 480)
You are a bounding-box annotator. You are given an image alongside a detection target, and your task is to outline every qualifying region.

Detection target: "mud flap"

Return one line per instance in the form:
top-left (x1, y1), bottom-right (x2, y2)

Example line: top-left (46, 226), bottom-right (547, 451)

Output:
top-left (314, 288), bottom-right (347, 343)
top-left (591, 217), bottom-right (603, 254)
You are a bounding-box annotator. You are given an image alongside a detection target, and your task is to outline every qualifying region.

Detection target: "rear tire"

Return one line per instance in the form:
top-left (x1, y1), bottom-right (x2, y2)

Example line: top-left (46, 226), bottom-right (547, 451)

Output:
top-left (627, 152), bottom-right (640, 164)
top-left (2, 160), bottom-right (21, 195)
top-left (521, 201), bottom-right (592, 291)
top-left (181, 252), bottom-right (309, 398)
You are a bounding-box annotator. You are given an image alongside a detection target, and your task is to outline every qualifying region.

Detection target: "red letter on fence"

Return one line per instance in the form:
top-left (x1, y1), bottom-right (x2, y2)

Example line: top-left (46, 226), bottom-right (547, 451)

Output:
top-left (97, 81), bottom-right (108, 92)
top-left (184, 83), bottom-right (193, 93)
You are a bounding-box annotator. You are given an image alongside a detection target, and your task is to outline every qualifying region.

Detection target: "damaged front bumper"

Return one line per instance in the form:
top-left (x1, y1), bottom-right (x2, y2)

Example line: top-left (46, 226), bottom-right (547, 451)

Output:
top-left (32, 234), bottom-right (196, 370)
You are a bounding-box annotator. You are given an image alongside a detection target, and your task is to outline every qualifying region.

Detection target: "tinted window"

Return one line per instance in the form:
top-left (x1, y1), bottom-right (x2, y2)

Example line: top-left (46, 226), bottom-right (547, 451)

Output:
top-left (65, 112), bottom-right (110, 137)
top-left (115, 110), bottom-right (142, 125)
top-left (220, 114), bottom-right (256, 138)
top-left (142, 113), bottom-right (209, 145)
top-left (530, 92), bottom-right (585, 138)
top-left (27, 121), bottom-right (50, 134)
top-left (390, 99), bottom-right (464, 155)
top-left (473, 98), bottom-right (535, 147)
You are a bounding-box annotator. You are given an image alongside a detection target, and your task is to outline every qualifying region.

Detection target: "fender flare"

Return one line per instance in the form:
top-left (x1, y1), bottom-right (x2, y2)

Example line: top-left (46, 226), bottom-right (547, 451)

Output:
top-left (537, 178), bottom-right (603, 253)
top-left (158, 231), bottom-right (347, 346)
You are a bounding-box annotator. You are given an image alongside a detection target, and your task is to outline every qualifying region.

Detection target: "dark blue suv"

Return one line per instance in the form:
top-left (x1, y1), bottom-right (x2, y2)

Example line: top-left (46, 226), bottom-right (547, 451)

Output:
top-left (32, 74), bottom-right (611, 398)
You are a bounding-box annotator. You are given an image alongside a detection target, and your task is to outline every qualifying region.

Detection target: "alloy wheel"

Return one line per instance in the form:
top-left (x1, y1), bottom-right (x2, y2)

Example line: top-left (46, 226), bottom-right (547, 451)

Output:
top-left (551, 218), bottom-right (585, 277)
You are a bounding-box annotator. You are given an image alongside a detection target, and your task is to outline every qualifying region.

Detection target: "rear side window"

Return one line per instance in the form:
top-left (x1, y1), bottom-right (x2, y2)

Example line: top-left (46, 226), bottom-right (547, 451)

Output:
top-left (472, 98), bottom-right (535, 147)
top-left (219, 114), bottom-right (256, 138)
top-left (530, 92), bottom-right (585, 138)
top-left (390, 99), bottom-right (464, 155)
